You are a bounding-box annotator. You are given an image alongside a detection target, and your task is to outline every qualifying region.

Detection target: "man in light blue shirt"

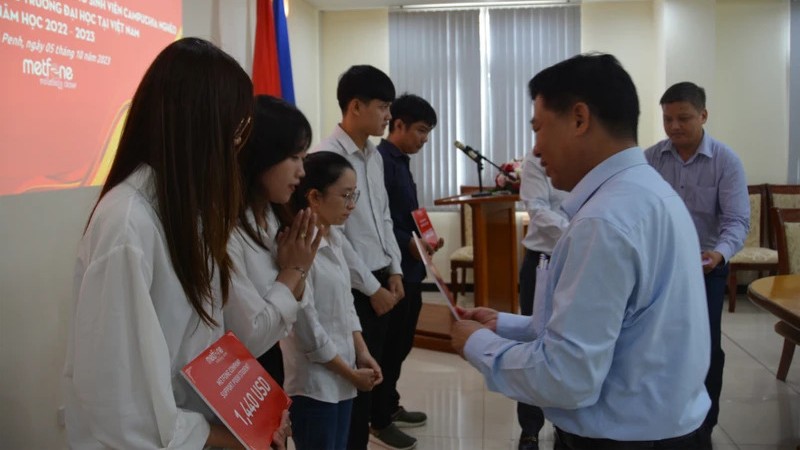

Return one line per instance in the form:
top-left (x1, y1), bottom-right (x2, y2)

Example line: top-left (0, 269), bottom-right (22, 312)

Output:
top-left (516, 152), bottom-right (568, 450)
top-left (645, 82), bottom-right (749, 445)
top-left (451, 54), bottom-right (711, 449)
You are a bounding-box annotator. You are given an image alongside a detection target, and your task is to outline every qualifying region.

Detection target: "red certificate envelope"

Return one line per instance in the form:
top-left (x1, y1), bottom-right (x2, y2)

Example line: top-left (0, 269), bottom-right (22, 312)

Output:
top-left (413, 232), bottom-right (460, 321)
top-left (182, 332), bottom-right (290, 450)
top-left (411, 207), bottom-right (439, 248)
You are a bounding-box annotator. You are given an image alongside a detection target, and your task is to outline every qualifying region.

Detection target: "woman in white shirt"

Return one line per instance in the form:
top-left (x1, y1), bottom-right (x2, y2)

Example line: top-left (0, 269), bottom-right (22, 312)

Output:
top-left (283, 151), bottom-right (383, 450)
top-left (63, 38), bottom-right (301, 449)
top-left (224, 95), bottom-right (323, 387)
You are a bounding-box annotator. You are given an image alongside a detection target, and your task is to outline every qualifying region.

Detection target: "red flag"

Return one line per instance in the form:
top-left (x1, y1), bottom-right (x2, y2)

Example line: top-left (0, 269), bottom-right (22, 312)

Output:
top-left (253, 0), bottom-right (281, 96)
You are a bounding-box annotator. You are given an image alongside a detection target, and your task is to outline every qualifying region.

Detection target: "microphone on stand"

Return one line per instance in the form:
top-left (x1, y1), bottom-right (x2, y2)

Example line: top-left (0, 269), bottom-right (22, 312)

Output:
top-left (454, 140), bottom-right (482, 163)
top-left (454, 141), bottom-right (519, 195)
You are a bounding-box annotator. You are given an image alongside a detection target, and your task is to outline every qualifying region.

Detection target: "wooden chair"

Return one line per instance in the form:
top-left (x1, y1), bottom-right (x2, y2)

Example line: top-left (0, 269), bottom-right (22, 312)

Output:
top-left (767, 184), bottom-right (800, 248)
top-left (769, 207), bottom-right (800, 381)
top-left (449, 186), bottom-right (480, 297)
top-left (772, 207), bottom-right (800, 275)
top-left (726, 184), bottom-right (778, 312)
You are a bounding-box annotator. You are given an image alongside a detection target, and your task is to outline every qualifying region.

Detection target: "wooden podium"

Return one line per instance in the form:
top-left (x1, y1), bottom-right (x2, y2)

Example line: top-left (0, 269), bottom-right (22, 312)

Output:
top-left (413, 191), bottom-right (520, 353)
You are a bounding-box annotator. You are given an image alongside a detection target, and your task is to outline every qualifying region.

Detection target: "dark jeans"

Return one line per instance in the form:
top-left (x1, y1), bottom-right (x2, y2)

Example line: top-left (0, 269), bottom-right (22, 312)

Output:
top-left (517, 249), bottom-right (546, 438)
top-left (372, 281), bottom-right (423, 428)
top-left (346, 269), bottom-right (392, 450)
top-left (290, 395), bottom-right (353, 450)
top-left (702, 263), bottom-right (728, 434)
top-left (555, 427), bottom-right (708, 450)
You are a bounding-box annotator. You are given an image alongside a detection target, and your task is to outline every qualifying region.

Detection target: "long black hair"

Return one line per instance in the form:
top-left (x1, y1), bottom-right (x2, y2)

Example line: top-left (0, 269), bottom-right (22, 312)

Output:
top-left (237, 95), bottom-right (312, 248)
top-left (89, 37), bottom-right (253, 326)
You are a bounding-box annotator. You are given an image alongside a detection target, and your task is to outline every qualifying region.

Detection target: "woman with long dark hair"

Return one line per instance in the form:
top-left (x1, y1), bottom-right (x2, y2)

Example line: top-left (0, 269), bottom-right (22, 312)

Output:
top-left (63, 38), bottom-right (295, 449)
top-left (225, 95), bottom-right (322, 386)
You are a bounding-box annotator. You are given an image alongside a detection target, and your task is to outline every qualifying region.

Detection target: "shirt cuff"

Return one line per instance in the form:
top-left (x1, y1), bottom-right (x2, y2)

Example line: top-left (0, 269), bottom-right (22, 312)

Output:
top-left (350, 314), bottom-right (362, 333)
top-left (390, 261), bottom-right (403, 277)
top-left (714, 245), bottom-right (733, 264)
top-left (170, 408), bottom-right (211, 449)
top-left (306, 338), bottom-right (338, 364)
top-left (362, 275), bottom-right (382, 297)
top-left (463, 327), bottom-right (499, 366)
top-left (268, 282), bottom-right (302, 326)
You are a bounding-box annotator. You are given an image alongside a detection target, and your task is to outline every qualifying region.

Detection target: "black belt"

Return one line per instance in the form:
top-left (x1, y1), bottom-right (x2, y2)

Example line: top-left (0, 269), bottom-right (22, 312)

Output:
top-left (555, 427), bottom-right (706, 450)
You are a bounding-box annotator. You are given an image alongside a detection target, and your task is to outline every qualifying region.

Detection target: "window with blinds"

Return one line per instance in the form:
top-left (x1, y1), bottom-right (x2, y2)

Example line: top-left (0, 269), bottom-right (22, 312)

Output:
top-left (389, 5), bottom-right (580, 208)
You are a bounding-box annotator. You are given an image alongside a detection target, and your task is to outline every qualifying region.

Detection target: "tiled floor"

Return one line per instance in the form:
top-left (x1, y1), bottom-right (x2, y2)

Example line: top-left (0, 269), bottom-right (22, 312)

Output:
top-left (373, 292), bottom-right (800, 450)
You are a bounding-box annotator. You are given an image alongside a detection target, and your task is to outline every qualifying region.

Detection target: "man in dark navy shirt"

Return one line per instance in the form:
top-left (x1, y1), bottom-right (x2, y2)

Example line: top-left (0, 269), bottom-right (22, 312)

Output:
top-left (377, 94), bottom-right (443, 434)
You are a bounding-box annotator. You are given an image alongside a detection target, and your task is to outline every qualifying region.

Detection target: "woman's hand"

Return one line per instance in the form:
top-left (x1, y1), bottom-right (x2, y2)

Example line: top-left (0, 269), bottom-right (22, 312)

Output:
top-left (275, 209), bottom-right (322, 296)
top-left (270, 410), bottom-right (292, 450)
top-left (356, 350), bottom-right (383, 387)
top-left (276, 208), bottom-right (322, 270)
top-left (350, 367), bottom-right (379, 391)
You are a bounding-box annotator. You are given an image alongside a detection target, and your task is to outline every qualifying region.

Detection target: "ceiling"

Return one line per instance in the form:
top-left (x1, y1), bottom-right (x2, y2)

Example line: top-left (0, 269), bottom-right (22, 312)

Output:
top-left (304, 0), bottom-right (583, 11)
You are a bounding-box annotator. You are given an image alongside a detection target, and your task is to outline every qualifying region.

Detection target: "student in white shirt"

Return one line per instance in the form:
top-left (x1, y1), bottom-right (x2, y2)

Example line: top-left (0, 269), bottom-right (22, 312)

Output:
top-left (63, 38), bottom-right (294, 449)
top-left (283, 151), bottom-right (383, 450)
top-left (225, 95), bottom-right (323, 389)
top-left (312, 65), bottom-right (417, 450)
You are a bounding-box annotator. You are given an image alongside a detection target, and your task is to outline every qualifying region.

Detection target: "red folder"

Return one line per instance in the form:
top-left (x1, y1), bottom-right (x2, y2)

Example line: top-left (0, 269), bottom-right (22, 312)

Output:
top-left (182, 331), bottom-right (291, 450)
top-left (413, 232), bottom-right (459, 321)
top-left (411, 207), bottom-right (439, 248)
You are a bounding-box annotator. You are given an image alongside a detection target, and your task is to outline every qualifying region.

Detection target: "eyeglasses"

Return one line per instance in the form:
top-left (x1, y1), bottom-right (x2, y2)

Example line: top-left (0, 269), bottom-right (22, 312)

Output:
top-left (342, 189), bottom-right (360, 206)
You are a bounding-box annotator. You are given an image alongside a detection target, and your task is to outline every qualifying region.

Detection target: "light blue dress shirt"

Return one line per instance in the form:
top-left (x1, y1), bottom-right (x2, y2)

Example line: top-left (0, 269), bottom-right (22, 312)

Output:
top-left (644, 132), bottom-right (749, 262)
top-left (464, 148), bottom-right (711, 440)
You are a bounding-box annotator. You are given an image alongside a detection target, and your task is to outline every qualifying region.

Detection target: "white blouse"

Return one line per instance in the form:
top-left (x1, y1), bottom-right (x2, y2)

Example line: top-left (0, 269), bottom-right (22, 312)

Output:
top-left (224, 207), bottom-right (310, 358)
top-left (63, 166), bottom-right (301, 449)
top-left (282, 227), bottom-right (363, 403)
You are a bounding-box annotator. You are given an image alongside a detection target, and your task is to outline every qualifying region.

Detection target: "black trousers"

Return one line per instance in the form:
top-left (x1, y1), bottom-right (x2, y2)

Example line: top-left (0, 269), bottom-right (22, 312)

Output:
top-left (257, 343), bottom-right (284, 386)
top-left (555, 427), bottom-right (709, 450)
top-left (373, 281), bottom-right (422, 428)
top-left (702, 263), bottom-right (728, 434)
top-left (517, 249), bottom-right (546, 438)
top-left (347, 270), bottom-right (404, 450)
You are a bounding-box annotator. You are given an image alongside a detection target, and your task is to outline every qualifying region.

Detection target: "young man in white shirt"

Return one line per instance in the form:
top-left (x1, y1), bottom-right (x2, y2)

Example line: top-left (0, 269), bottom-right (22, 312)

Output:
top-left (312, 65), bottom-right (417, 450)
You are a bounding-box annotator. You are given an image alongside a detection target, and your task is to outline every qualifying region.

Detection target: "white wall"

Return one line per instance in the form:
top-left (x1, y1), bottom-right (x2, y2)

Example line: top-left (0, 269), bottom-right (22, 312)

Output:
top-left (581, 0), bottom-right (789, 184)
top-left (0, 187), bottom-right (99, 448)
top-left (662, 0), bottom-right (717, 102)
top-left (319, 9), bottom-right (390, 134)
top-left (714, 0), bottom-right (789, 184)
top-left (288, 0), bottom-right (322, 143)
top-left (581, 0), bottom-right (660, 148)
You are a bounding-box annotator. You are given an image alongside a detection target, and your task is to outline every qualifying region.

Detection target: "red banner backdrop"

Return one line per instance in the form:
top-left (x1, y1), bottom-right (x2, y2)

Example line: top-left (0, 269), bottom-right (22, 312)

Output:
top-left (0, 1), bottom-right (181, 195)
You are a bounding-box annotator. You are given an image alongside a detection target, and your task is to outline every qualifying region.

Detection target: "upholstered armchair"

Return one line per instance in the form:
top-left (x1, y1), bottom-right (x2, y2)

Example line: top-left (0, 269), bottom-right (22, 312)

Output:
top-left (727, 185), bottom-right (778, 312)
top-left (767, 185), bottom-right (800, 248)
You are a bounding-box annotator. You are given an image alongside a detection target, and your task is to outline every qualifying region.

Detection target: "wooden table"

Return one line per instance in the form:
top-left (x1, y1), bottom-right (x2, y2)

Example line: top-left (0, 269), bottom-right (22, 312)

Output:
top-left (747, 275), bottom-right (800, 381)
top-left (414, 303), bottom-right (457, 353)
